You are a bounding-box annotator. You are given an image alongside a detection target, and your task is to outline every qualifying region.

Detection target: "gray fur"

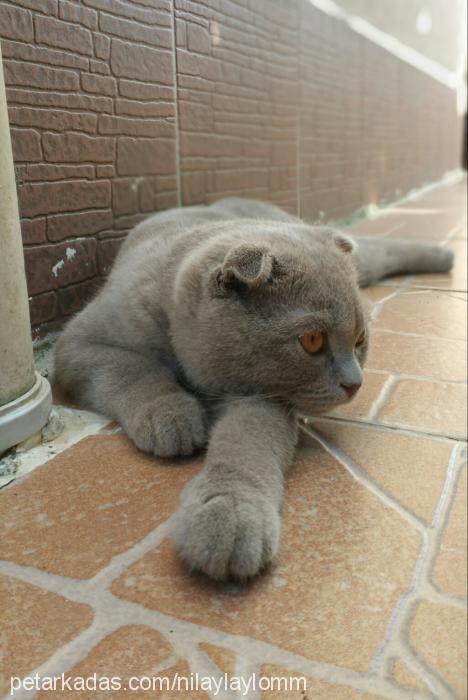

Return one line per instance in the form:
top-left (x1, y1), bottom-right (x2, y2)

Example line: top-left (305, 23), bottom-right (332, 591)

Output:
top-left (54, 197), bottom-right (453, 580)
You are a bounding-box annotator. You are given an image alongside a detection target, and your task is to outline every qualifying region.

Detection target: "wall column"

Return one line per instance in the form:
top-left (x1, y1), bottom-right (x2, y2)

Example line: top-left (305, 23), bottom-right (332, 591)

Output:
top-left (0, 42), bottom-right (51, 454)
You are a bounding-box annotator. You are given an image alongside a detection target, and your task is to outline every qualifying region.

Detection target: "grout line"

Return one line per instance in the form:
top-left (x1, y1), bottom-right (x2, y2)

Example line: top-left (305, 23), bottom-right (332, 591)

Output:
top-left (430, 445), bottom-right (462, 529)
top-left (375, 279), bottom-right (467, 291)
top-left (374, 288), bottom-right (468, 308)
top-left (10, 415), bottom-right (466, 697)
top-left (0, 559), bottom-right (431, 700)
top-left (234, 658), bottom-right (262, 700)
top-left (195, 647), bottom-right (236, 700)
top-left (356, 214), bottom-right (466, 246)
top-left (422, 455), bottom-right (467, 600)
top-left (397, 638), bottom-right (456, 700)
top-left (368, 288), bottom-right (402, 321)
top-left (405, 285), bottom-right (467, 294)
top-left (402, 617), bottom-right (460, 699)
top-left (10, 451), bottom-right (466, 700)
top-left (419, 581), bottom-right (468, 611)
top-left (375, 288), bottom-right (468, 311)
top-left (301, 430), bottom-right (465, 696)
top-left (366, 373), bottom-right (397, 422)
top-left (440, 218), bottom-right (468, 246)
top-left (300, 423), bottom-right (428, 532)
top-left (88, 520), bottom-right (170, 589)
top-left (7, 614), bottom-right (116, 700)
top-left (384, 287), bottom-right (467, 299)
top-left (170, 0), bottom-right (182, 208)
top-left (371, 533), bottom-right (429, 674)
top-left (0, 560), bottom-right (92, 605)
top-left (312, 415), bottom-right (464, 443)
top-left (361, 369), bottom-right (467, 386)
top-left (175, 645), bottom-right (234, 700)
top-left (368, 222), bottom-right (406, 238)
top-left (380, 172), bottom-right (466, 208)
top-left (372, 444), bottom-right (464, 697)
top-left (376, 419), bottom-right (466, 443)
top-left (5, 436), bottom-right (463, 698)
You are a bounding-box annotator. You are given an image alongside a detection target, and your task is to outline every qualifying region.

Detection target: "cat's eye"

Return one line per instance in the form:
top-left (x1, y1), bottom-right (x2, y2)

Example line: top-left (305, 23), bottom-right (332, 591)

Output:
top-left (299, 330), bottom-right (324, 354)
top-left (356, 329), bottom-right (366, 346)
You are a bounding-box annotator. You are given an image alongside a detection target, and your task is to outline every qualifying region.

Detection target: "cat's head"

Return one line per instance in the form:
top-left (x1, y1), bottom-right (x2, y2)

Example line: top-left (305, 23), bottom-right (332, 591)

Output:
top-left (171, 222), bottom-right (370, 415)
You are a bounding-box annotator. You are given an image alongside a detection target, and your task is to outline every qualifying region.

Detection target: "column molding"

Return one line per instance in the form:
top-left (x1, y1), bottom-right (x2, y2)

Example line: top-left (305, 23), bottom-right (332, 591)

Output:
top-left (0, 42), bottom-right (51, 454)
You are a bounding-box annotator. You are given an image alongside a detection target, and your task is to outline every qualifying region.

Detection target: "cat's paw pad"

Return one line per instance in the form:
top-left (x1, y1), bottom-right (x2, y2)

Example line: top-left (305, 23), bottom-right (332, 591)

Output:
top-left (171, 482), bottom-right (280, 580)
top-left (128, 394), bottom-right (206, 458)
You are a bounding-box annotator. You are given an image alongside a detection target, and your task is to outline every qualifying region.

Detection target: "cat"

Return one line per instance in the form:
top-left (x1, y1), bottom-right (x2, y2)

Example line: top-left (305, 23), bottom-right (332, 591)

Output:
top-left (54, 197), bottom-right (453, 581)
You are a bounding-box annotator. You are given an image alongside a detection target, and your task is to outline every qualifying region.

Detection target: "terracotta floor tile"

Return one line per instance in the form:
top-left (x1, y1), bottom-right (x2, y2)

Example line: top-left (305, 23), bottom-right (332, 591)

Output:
top-left (0, 435), bottom-right (201, 578)
top-left (367, 330), bottom-right (467, 382)
top-left (412, 179), bottom-right (467, 211)
top-left (408, 600), bottom-right (467, 699)
top-left (348, 178), bottom-right (466, 243)
top-left (112, 444), bottom-right (420, 673)
top-left (374, 290), bottom-right (467, 340)
top-left (388, 658), bottom-right (427, 692)
top-left (432, 466), bottom-right (467, 598)
top-left (313, 421), bottom-right (454, 524)
top-left (374, 274), bottom-right (411, 289)
top-left (327, 370), bottom-right (389, 422)
top-left (199, 643), bottom-right (236, 677)
top-left (350, 206), bottom-right (465, 243)
top-left (260, 666), bottom-right (384, 699)
top-left (348, 216), bottom-right (400, 237)
top-left (0, 575), bottom-right (94, 697)
top-left (383, 209), bottom-right (466, 241)
top-left (360, 287), bottom-right (398, 306)
top-left (2, 178), bottom-right (466, 698)
top-left (439, 231), bottom-right (466, 243)
top-left (36, 625), bottom-right (209, 699)
top-left (378, 379), bottom-right (467, 438)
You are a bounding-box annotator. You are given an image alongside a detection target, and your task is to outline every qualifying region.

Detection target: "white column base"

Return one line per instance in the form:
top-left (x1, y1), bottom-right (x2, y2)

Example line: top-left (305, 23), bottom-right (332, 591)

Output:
top-left (0, 372), bottom-right (52, 454)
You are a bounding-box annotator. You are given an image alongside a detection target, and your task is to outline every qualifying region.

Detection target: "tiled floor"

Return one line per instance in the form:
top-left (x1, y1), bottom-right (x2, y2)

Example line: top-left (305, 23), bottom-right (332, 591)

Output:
top-left (1, 178), bottom-right (466, 700)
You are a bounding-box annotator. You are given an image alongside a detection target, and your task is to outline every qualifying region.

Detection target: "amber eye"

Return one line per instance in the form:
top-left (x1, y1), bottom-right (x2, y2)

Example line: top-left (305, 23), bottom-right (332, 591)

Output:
top-left (299, 330), bottom-right (324, 354)
top-left (356, 329), bottom-right (366, 346)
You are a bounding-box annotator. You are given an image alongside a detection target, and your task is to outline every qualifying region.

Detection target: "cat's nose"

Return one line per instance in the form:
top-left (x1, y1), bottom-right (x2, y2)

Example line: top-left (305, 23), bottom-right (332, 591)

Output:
top-left (341, 382), bottom-right (361, 398)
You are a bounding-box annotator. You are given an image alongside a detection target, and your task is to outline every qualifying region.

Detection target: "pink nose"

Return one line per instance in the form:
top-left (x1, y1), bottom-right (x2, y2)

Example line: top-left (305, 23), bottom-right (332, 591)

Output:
top-left (341, 382), bottom-right (361, 398)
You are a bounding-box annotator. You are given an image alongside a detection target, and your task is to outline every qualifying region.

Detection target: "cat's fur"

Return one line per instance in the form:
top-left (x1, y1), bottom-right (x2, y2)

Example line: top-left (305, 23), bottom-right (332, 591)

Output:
top-left (54, 198), bottom-right (453, 580)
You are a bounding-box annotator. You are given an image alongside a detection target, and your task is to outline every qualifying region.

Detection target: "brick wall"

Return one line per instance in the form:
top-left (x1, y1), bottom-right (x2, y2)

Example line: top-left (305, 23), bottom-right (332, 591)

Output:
top-left (0, 0), bottom-right (463, 339)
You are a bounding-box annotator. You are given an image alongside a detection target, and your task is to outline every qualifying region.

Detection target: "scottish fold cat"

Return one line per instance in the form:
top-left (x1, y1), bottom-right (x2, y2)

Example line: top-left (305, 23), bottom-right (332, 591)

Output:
top-left (54, 198), bottom-right (453, 580)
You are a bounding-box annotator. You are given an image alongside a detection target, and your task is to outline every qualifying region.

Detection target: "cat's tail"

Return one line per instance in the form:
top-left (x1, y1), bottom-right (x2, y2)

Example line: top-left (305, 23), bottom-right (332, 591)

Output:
top-left (352, 236), bottom-right (454, 287)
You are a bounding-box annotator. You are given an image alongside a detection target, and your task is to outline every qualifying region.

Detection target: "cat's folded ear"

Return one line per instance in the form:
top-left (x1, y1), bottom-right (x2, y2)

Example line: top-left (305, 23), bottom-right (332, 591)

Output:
top-left (331, 231), bottom-right (355, 254)
top-left (312, 226), bottom-right (356, 255)
top-left (211, 243), bottom-right (274, 293)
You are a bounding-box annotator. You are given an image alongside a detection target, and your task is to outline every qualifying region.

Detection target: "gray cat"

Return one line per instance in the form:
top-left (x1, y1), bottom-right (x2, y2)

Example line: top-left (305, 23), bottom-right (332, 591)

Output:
top-left (54, 198), bottom-right (453, 580)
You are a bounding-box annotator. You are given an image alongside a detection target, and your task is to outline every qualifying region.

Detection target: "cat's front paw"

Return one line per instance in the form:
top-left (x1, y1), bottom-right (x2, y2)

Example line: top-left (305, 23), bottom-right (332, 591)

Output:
top-left (127, 393), bottom-right (206, 458)
top-left (171, 476), bottom-right (280, 580)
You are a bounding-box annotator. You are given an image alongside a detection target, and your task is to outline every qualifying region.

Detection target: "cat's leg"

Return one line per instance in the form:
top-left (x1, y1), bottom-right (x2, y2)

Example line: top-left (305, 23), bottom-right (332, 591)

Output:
top-left (352, 236), bottom-right (453, 286)
top-left (210, 197), bottom-right (299, 222)
top-left (171, 398), bottom-right (298, 580)
top-left (55, 337), bottom-right (206, 458)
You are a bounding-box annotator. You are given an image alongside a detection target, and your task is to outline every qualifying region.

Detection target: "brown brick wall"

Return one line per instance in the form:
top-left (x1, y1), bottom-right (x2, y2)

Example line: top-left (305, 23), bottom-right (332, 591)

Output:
top-left (0, 0), bottom-right (463, 339)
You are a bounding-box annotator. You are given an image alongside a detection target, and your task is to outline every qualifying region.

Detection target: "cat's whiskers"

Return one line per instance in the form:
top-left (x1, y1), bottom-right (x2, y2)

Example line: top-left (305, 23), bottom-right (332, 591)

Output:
top-left (193, 387), bottom-right (283, 406)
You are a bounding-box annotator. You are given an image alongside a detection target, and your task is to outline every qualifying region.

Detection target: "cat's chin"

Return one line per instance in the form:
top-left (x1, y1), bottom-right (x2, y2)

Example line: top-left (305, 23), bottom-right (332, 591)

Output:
top-left (292, 397), bottom-right (350, 416)
top-left (293, 404), bottom-right (339, 417)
